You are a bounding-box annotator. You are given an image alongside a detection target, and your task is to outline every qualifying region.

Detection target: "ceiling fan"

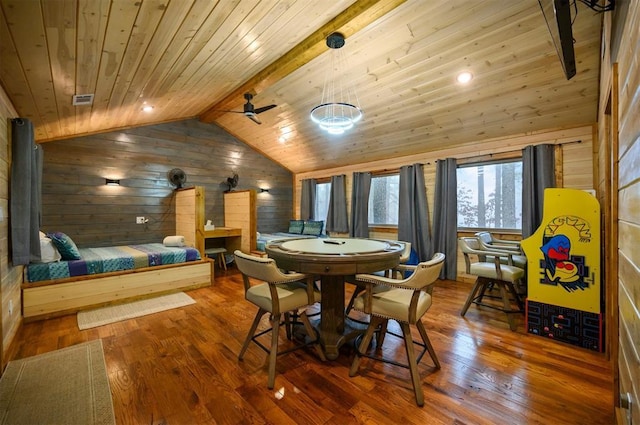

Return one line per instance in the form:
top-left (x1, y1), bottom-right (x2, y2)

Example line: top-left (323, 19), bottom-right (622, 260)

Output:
top-left (225, 93), bottom-right (277, 125)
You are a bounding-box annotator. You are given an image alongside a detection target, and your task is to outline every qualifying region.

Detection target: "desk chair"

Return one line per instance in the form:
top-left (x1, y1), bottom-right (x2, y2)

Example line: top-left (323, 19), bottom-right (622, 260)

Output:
top-left (458, 237), bottom-right (525, 331)
top-left (204, 247), bottom-right (227, 270)
top-left (234, 250), bottom-right (326, 389)
top-left (349, 253), bottom-right (445, 407)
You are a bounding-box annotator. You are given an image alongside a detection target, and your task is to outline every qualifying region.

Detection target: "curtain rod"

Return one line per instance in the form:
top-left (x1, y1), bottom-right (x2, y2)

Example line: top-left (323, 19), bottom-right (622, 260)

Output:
top-left (337, 140), bottom-right (583, 175)
top-left (438, 139), bottom-right (582, 163)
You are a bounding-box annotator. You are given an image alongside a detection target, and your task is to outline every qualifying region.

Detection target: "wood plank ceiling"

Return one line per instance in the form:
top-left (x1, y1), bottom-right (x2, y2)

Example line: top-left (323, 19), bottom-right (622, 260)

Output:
top-left (0, 0), bottom-right (603, 174)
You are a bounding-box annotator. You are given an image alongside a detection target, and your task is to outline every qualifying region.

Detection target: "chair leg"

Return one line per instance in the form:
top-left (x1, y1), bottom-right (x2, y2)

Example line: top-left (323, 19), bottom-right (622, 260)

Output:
top-left (300, 311), bottom-right (326, 362)
top-left (376, 319), bottom-right (389, 347)
top-left (284, 312), bottom-right (292, 340)
top-left (400, 322), bottom-right (424, 407)
top-left (416, 320), bottom-right (440, 369)
top-left (239, 308), bottom-right (266, 359)
top-left (498, 283), bottom-right (518, 331)
top-left (219, 253), bottom-right (227, 270)
top-left (267, 313), bottom-right (281, 389)
top-left (476, 279), bottom-right (491, 304)
top-left (350, 316), bottom-right (383, 377)
top-left (506, 281), bottom-right (524, 310)
top-left (345, 285), bottom-right (365, 315)
top-left (461, 279), bottom-right (483, 316)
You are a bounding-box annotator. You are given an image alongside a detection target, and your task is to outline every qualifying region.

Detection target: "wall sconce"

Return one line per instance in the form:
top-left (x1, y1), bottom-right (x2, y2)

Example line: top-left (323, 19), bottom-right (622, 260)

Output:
top-left (105, 178), bottom-right (120, 186)
top-left (260, 188), bottom-right (269, 193)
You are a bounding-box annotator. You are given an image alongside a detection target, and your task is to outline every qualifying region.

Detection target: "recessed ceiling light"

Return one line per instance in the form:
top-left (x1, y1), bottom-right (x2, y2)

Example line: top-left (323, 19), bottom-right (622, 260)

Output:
top-left (142, 105), bottom-right (154, 112)
top-left (456, 71), bottom-right (473, 84)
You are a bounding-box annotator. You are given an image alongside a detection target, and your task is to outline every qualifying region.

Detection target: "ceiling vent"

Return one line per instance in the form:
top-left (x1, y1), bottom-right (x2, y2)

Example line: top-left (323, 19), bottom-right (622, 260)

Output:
top-left (72, 94), bottom-right (94, 106)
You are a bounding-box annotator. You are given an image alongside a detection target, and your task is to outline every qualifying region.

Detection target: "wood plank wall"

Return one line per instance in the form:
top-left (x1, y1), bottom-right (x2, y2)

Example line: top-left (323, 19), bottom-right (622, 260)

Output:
top-left (224, 190), bottom-right (257, 253)
top-left (294, 125), bottom-right (595, 281)
top-left (602, 1), bottom-right (640, 423)
top-left (0, 85), bottom-right (22, 367)
top-left (40, 119), bottom-right (293, 248)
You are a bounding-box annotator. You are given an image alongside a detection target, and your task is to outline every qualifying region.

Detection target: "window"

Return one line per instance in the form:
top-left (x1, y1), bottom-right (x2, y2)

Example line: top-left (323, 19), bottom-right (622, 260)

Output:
top-left (457, 160), bottom-right (522, 230)
top-left (314, 181), bottom-right (331, 223)
top-left (368, 174), bottom-right (399, 226)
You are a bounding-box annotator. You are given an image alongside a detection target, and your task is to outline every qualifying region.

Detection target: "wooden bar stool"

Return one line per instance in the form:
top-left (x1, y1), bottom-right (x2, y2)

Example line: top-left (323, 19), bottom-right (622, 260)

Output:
top-left (205, 247), bottom-right (227, 270)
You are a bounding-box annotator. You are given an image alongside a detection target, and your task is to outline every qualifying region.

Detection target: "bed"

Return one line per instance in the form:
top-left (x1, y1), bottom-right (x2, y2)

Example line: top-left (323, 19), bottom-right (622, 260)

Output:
top-left (21, 187), bottom-right (213, 321)
top-left (256, 220), bottom-right (325, 251)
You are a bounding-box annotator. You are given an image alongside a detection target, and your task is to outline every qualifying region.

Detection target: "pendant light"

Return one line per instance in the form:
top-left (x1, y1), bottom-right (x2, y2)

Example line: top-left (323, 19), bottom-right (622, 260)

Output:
top-left (310, 33), bottom-right (363, 135)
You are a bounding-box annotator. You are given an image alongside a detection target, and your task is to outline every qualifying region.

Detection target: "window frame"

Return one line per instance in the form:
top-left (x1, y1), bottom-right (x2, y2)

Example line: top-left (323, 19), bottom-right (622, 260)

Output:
top-left (368, 170), bottom-right (400, 229)
top-left (456, 155), bottom-right (523, 232)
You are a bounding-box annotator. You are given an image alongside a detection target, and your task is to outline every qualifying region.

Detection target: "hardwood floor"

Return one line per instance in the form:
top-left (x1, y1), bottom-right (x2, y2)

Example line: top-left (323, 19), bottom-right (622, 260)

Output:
top-left (10, 268), bottom-right (615, 424)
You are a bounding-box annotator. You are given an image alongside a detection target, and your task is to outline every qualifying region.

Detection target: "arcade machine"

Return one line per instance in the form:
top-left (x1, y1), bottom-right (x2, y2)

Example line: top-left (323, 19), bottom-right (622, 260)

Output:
top-left (521, 188), bottom-right (602, 351)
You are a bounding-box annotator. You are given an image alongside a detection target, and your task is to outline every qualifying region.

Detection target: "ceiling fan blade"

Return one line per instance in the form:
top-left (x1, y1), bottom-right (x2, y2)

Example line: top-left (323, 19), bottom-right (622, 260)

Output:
top-left (246, 113), bottom-right (262, 125)
top-left (254, 104), bottom-right (276, 114)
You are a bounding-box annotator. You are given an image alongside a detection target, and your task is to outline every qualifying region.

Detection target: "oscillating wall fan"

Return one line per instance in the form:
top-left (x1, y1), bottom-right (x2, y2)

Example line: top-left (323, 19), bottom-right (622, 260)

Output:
top-left (168, 168), bottom-right (187, 189)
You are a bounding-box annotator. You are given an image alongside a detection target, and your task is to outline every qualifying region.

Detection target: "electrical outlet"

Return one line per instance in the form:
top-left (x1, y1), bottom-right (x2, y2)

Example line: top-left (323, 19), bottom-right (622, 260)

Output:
top-left (136, 216), bottom-right (146, 224)
top-left (8, 300), bottom-right (13, 315)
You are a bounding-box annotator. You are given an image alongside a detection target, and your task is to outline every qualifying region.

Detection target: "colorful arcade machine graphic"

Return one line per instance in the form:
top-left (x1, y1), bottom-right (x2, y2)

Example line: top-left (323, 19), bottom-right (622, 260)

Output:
top-left (521, 188), bottom-right (601, 351)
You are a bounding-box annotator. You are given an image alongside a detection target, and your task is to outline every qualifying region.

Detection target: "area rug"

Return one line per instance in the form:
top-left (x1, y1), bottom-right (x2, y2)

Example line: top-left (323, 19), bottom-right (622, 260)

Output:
top-left (77, 292), bottom-right (196, 330)
top-left (0, 339), bottom-right (115, 425)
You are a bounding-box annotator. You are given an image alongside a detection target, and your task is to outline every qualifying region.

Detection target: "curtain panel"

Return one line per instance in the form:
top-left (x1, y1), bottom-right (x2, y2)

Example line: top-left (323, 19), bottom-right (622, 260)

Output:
top-left (350, 172), bottom-right (371, 238)
top-left (398, 164), bottom-right (432, 261)
top-left (10, 118), bottom-right (43, 265)
top-left (326, 175), bottom-right (349, 233)
top-left (522, 144), bottom-right (555, 238)
top-left (300, 178), bottom-right (317, 220)
top-left (432, 158), bottom-right (458, 280)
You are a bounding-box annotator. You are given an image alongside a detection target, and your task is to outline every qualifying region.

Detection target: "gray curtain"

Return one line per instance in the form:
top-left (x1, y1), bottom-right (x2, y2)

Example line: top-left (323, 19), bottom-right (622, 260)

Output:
top-left (522, 144), bottom-right (555, 238)
top-left (10, 118), bottom-right (43, 265)
top-left (300, 178), bottom-right (316, 220)
top-left (432, 158), bottom-right (458, 280)
top-left (326, 174), bottom-right (349, 233)
top-left (398, 164), bottom-right (431, 261)
top-left (350, 172), bottom-right (371, 238)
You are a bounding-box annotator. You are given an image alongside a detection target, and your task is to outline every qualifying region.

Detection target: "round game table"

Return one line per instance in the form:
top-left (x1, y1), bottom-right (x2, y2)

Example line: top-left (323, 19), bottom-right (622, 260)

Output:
top-left (265, 237), bottom-right (404, 359)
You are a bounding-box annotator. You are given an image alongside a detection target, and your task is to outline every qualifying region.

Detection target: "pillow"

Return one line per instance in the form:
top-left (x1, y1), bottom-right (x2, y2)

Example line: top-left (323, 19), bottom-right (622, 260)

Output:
top-left (163, 235), bottom-right (185, 247)
top-left (33, 236), bottom-right (62, 263)
top-left (302, 220), bottom-right (324, 236)
top-left (288, 220), bottom-right (304, 234)
top-left (47, 231), bottom-right (81, 260)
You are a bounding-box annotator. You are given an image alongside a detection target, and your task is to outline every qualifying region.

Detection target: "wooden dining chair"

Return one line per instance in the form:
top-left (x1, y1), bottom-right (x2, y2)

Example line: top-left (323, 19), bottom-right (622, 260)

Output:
top-left (345, 241), bottom-right (412, 315)
top-left (474, 231), bottom-right (527, 270)
top-left (348, 253), bottom-right (445, 407)
top-left (458, 237), bottom-right (526, 331)
top-left (234, 250), bottom-right (326, 389)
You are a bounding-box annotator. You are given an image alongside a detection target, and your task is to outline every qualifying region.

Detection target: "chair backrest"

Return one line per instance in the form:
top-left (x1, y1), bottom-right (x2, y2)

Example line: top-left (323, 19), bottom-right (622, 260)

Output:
top-left (474, 231), bottom-right (522, 252)
top-left (475, 231), bottom-right (493, 245)
top-left (234, 250), bottom-right (290, 283)
top-left (458, 237), bottom-right (484, 273)
top-left (459, 236), bottom-right (481, 252)
top-left (399, 241), bottom-right (412, 263)
top-left (401, 253), bottom-right (445, 291)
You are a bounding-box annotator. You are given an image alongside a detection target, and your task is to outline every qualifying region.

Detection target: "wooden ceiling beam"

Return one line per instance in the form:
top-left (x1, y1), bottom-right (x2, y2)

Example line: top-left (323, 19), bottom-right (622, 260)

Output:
top-left (198, 0), bottom-right (407, 123)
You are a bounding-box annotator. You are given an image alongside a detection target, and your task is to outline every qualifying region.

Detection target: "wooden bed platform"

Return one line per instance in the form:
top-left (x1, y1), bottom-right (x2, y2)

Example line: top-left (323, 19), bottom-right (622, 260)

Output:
top-left (22, 259), bottom-right (213, 321)
top-left (21, 187), bottom-right (217, 322)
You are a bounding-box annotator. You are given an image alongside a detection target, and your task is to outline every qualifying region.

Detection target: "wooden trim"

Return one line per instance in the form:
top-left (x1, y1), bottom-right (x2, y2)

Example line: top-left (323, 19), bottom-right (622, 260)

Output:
top-left (555, 144), bottom-right (564, 187)
top-left (175, 186), bottom-right (206, 257)
top-left (609, 61), bottom-right (620, 404)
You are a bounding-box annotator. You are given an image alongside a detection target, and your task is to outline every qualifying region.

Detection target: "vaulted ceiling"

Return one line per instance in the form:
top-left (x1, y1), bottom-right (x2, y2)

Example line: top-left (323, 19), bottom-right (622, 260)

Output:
top-left (0, 0), bottom-right (602, 174)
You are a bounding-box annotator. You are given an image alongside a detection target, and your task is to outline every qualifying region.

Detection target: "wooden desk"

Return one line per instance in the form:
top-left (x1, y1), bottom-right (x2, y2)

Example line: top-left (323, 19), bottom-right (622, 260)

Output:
top-left (203, 227), bottom-right (242, 254)
top-left (266, 238), bottom-right (403, 359)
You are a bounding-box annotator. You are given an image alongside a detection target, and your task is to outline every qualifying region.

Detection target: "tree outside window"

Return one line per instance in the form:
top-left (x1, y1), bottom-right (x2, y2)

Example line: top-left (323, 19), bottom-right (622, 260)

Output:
top-left (368, 174), bottom-right (399, 226)
top-left (457, 160), bottom-right (522, 230)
